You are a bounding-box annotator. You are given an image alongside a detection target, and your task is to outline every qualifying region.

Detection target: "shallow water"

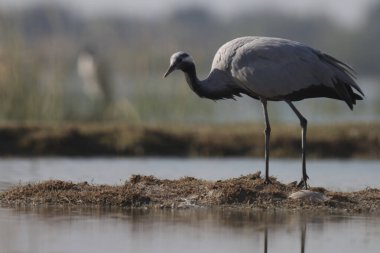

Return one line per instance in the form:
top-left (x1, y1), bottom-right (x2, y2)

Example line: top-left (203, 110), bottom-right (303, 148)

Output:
top-left (1, 158), bottom-right (379, 253)
top-left (0, 207), bottom-right (380, 253)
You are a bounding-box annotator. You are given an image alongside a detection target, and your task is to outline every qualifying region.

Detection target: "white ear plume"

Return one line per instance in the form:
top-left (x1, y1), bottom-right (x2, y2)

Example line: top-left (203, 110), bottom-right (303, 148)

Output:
top-left (170, 51), bottom-right (194, 65)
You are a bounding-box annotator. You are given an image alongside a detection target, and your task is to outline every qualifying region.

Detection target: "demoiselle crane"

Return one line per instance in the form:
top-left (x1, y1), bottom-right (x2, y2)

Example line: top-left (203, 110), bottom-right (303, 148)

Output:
top-left (164, 36), bottom-right (364, 188)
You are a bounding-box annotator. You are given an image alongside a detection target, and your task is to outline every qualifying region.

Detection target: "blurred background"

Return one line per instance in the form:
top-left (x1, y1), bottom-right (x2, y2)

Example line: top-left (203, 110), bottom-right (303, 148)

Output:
top-left (0, 0), bottom-right (379, 124)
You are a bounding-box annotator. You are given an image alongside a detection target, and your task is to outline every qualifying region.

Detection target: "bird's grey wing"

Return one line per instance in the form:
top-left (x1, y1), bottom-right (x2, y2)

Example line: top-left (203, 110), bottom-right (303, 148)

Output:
top-left (96, 59), bottom-right (113, 102)
top-left (228, 38), bottom-right (356, 100)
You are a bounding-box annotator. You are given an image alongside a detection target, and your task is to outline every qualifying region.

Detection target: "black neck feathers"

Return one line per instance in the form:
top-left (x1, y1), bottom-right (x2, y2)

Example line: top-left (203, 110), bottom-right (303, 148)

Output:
top-left (180, 62), bottom-right (242, 100)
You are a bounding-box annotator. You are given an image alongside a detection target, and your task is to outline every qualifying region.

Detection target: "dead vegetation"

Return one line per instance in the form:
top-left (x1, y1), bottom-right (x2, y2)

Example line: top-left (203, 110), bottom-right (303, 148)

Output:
top-left (1, 172), bottom-right (379, 213)
top-left (0, 122), bottom-right (378, 158)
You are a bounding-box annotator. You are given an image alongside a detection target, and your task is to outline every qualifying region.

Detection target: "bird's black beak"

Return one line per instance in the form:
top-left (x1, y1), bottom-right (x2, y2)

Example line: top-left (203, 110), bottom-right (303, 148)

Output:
top-left (163, 64), bottom-right (176, 78)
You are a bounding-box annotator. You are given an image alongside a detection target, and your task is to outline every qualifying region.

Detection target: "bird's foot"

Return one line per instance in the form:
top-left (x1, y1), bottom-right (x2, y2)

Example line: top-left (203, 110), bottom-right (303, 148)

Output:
top-left (297, 176), bottom-right (309, 189)
top-left (264, 178), bottom-right (273, 185)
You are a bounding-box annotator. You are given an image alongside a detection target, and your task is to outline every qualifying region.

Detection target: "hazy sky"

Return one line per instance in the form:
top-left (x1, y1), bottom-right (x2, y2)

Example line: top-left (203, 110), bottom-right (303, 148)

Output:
top-left (1, 0), bottom-right (377, 26)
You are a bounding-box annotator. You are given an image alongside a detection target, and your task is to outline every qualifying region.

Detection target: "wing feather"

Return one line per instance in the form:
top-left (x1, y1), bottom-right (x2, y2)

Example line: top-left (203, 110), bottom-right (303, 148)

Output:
top-left (212, 37), bottom-right (362, 106)
top-left (229, 38), bottom-right (334, 97)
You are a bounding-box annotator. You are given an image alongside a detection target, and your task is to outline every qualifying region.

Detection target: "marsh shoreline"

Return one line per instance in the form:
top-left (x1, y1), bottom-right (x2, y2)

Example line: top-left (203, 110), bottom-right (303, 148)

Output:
top-left (0, 122), bottom-right (378, 158)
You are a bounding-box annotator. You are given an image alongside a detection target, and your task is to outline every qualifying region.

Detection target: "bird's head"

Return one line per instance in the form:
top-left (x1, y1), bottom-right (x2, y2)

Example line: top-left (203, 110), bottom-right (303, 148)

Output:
top-left (163, 51), bottom-right (194, 78)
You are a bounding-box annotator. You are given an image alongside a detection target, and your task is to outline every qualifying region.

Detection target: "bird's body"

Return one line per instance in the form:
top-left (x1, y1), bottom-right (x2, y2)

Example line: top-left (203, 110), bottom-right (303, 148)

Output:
top-left (77, 46), bottom-right (113, 103)
top-left (164, 36), bottom-right (364, 187)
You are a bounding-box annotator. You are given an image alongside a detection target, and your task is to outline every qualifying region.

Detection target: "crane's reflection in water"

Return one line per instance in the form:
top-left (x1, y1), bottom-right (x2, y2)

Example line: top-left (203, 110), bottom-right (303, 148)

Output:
top-left (1, 207), bottom-right (379, 253)
top-left (264, 223), bottom-right (306, 253)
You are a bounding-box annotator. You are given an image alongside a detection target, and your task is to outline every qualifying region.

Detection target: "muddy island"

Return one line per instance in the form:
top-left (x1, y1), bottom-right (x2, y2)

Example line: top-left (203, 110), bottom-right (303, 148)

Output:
top-left (1, 172), bottom-right (379, 213)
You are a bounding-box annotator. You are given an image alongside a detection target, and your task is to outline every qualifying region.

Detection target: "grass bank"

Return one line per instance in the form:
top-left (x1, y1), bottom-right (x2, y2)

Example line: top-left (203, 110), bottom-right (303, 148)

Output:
top-left (0, 122), bottom-right (378, 158)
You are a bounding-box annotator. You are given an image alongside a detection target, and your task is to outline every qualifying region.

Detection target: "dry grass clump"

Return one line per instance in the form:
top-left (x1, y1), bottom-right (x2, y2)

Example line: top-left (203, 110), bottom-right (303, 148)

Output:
top-left (1, 172), bottom-right (379, 213)
top-left (1, 180), bottom-right (150, 207)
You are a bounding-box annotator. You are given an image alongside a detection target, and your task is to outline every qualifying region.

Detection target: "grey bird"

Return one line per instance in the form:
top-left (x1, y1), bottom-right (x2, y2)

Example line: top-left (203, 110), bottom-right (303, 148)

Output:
top-left (164, 36), bottom-right (364, 188)
top-left (77, 45), bottom-right (113, 103)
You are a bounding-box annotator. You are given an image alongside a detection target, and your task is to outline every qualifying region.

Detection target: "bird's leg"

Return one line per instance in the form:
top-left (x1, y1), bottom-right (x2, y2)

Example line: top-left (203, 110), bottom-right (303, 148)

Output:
top-left (261, 99), bottom-right (272, 184)
top-left (287, 101), bottom-right (309, 188)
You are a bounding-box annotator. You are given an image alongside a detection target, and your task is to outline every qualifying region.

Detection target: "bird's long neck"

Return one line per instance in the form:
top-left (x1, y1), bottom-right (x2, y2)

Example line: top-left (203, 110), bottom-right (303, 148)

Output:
top-left (182, 62), bottom-right (239, 100)
top-left (183, 63), bottom-right (204, 95)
